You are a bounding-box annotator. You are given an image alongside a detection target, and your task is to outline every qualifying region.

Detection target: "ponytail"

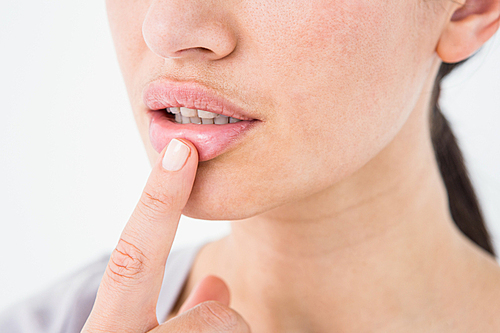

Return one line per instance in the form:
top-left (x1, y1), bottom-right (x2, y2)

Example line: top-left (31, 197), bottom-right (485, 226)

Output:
top-left (430, 60), bottom-right (496, 257)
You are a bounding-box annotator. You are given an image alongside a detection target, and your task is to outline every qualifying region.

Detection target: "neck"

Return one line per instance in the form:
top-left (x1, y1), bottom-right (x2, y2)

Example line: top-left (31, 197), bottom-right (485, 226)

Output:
top-left (183, 81), bottom-right (486, 332)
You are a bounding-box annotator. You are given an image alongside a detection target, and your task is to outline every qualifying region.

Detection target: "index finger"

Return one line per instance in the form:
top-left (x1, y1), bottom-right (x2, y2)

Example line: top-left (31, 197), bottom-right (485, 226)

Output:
top-left (82, 138), bottom-right (199, 333)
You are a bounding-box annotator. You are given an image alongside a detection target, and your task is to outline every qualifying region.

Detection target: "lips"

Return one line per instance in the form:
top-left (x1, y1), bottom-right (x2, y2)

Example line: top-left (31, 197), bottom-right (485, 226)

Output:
top-left (143, 81), bottom-right (257, 120)
top-left (143, 80), bottom-right (261, 161)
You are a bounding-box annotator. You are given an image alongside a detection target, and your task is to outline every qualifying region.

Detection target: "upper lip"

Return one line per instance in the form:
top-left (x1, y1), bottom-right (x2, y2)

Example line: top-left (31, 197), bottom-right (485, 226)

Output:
top-left (142, 79), bottom-right (258, 121)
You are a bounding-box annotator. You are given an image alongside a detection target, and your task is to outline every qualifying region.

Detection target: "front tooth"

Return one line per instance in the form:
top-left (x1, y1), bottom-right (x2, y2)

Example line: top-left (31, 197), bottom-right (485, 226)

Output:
top-left (175, 113), bottom-right (182, 123)
top-left (229, 117), bottom-right (241, 123)
top-left (180, 107), bottom-right (197, 117)
top-left (214, 115), bottom-right (229, 124)
top-left (169, 107), bottom-right (180, 114)
top-left (190, 116), bottom-right (202, 124)
top-left (181, 115), bottom-right (191, 124)
top-left (201, 118), bottom-right (214, 124)
top-left (197, 110), bottom-right (218, 119)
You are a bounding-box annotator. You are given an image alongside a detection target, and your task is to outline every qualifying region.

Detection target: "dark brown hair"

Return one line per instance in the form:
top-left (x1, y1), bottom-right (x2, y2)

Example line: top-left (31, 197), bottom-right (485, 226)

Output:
top-left (430, 58), bottom-right (496, 257)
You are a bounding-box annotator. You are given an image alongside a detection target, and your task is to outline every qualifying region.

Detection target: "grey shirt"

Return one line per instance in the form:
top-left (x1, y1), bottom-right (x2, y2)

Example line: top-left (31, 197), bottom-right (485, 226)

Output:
top-left (0, 241), bottom-right (206, 333)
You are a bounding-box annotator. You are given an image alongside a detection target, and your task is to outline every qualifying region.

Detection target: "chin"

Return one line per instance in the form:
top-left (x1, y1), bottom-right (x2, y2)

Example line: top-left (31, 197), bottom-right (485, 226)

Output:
top-left (183, 169), bottom-right (276, 221)
top-left (181, 198), bottom-right (260, 221)
top-left (181, 180), bottom-right (263, 221)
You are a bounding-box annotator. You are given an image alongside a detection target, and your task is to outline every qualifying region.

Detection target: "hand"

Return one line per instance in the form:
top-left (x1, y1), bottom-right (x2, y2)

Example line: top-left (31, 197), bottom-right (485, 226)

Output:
top-left (81, 139), bottom-right (250, 333)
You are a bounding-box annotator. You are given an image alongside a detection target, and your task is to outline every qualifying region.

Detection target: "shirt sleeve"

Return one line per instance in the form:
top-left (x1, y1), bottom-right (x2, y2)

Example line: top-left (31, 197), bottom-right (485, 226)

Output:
top-left (0, 255), bottom-right (108, 333)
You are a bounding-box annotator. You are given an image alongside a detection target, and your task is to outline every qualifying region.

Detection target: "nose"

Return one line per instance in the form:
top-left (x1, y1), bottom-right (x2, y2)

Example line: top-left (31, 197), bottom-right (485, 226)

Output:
top-left (142, 0), bottom-right (237, 61)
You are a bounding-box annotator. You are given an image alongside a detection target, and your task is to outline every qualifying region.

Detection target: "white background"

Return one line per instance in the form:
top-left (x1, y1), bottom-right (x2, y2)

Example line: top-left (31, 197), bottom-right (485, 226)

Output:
top-left (0, 1), bottom-right (499, 313)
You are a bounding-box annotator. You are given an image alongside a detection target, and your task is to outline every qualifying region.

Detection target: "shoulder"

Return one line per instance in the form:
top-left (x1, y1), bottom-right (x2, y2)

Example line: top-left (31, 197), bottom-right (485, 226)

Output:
top-left (0, 241), bottom-right (206, 333)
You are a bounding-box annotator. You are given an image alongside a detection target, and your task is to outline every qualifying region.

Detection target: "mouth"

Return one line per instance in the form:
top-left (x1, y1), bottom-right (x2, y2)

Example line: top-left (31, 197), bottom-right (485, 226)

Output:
top-left (143, 80), bottom-right (261, 162)
top-left (163, 106), bottom-right (246, 124)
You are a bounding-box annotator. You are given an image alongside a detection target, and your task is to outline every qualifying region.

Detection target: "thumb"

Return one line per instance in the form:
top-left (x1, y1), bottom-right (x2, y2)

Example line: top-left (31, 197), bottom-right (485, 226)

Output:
top-left (178, 275), bottom-right (231, 314)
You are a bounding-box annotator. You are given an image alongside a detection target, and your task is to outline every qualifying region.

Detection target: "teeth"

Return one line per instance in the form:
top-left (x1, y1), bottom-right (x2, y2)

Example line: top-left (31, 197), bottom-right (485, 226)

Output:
top-left (214, 115), bottom-right (229, 124)
top-left (175, 113), bottom-right (182, 123)
top-left (167, 107), bottom-right (243, 124)
top-left (197, 110), bottom-right (218, 119)
top-left (180, 107), bottom-right (197, 117)
top-left (190, 116), bottom-right (202, 124)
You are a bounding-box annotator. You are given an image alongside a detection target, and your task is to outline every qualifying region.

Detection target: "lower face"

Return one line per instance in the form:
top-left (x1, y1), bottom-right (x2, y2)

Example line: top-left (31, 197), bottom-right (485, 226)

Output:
top-left (106, 0), bottom-right (450, 220)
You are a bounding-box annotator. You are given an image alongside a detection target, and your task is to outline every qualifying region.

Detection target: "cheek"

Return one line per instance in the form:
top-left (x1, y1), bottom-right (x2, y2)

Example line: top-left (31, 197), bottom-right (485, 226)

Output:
top-left (183, 0), bottom-right (440, 219)
top-left (106, 0), bottom-right (150, 86)
top-left (253, 0), bottom-right (435, 168)
top-left (106, 0), bottom-right (158, 150)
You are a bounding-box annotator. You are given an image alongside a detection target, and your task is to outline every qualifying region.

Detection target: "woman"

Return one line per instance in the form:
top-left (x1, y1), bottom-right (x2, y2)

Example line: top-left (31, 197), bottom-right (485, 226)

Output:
top-left (2, 0), bottom-right (500, 332)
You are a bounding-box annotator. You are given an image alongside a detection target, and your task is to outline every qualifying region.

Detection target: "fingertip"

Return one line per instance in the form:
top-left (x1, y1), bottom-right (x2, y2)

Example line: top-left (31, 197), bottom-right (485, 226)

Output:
top-left (179, 275), bottom-right (231, 314)
top-left (175, 138), bottom-right (199, 163)
top-left (161, 138), bottom-right (198, 171)
top-left (202, 275), bottom-right (231, 306)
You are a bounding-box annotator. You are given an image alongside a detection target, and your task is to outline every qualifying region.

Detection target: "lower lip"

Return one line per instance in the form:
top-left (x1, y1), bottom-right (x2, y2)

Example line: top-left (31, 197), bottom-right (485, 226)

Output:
top-left (148, 110), bottom-right (260, 161)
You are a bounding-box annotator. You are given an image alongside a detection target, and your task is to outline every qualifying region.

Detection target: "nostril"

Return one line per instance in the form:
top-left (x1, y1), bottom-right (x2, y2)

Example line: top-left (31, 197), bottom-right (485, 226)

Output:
top-left (167, 46), bottom-right (221, 61)
top-left (196, 47), bottom-right (211, 52)
top-left (142, 2), bottom-right (237, 62)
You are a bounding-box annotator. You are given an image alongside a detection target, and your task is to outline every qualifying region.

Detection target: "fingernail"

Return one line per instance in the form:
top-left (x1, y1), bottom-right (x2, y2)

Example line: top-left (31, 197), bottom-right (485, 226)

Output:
top-left (162, 139), bottom-right (190, 171)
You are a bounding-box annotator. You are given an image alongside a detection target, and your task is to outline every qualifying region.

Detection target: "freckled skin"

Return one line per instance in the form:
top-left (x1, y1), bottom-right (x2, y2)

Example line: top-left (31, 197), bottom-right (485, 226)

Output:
top-left (105, 0), bottom-right (448, 220)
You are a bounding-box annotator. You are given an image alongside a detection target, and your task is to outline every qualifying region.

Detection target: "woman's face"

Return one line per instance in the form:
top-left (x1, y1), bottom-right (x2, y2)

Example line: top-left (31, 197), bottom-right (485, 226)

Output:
top-left (106, 0), bottom-right (453, 220)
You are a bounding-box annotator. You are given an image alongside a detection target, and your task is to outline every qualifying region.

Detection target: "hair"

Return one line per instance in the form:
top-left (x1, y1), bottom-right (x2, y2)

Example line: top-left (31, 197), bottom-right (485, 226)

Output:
top-left (430, 58), bottom-right (496, 257)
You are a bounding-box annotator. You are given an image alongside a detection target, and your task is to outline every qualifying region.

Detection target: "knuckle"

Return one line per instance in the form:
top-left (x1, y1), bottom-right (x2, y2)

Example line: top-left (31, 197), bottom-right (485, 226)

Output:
top-left (139, 189), bottom-right (175, 215)
top-left (195, 301), bottom-right (240, 332)
top-left (106, 238), bottom-right (150, 285)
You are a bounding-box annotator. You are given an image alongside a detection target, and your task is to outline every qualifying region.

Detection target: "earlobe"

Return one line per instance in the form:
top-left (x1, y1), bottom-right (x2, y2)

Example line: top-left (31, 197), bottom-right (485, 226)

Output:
top-left (436, 0), bottom-right (500, 63)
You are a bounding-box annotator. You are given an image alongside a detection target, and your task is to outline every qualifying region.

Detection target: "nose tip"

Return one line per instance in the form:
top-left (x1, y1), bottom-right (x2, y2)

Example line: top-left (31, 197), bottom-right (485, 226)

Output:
top-left (142, 1), bottom-right (237, 62)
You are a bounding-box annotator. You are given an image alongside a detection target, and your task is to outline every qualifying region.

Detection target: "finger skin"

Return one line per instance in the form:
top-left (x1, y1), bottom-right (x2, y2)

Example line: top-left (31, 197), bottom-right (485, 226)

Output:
top-left (82, 139), bottom-right (199, 333)
top-left (155, 301), bottom-right (251, 333)
top-left (178, 275), bottom-right (231, 314)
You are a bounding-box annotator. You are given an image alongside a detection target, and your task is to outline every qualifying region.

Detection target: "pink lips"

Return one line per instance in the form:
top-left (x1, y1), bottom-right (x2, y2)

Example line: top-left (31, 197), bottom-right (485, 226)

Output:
top-left (143, 81), bottom-right (261, 161)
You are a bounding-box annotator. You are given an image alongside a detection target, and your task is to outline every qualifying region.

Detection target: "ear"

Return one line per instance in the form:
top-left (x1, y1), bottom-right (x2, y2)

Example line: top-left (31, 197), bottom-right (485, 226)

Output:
top-left (436, 0), bottom-right (500, 63)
